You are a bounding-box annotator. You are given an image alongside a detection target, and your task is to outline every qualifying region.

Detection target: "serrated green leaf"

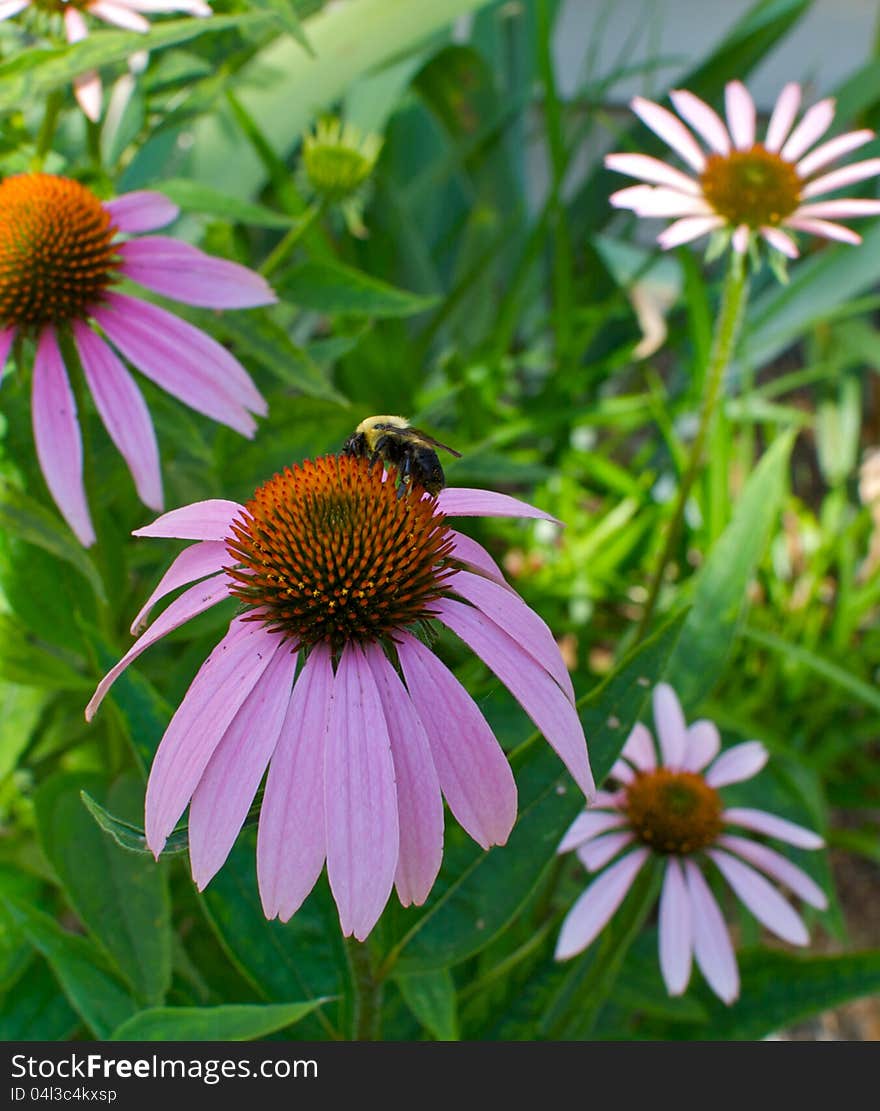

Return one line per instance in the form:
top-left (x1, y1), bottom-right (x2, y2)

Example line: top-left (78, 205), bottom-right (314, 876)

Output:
top-left (110, 999), bottom-right (328, 1042)
top-left (278, 260), bottom-right (439, 318)
top-left (80, 791), bottom-right (189, 857)
top-left (158, 179), bottom-right (298, 229)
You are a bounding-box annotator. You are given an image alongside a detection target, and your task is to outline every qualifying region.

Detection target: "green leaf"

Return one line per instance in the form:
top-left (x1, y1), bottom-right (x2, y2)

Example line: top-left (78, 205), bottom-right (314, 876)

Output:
top-left (277, 260), bottom-right (439, 318)
top-left (0, 683), bottom-right (46, 781)
top-left (0, 960), bottom-right (80, 1041)
top-left (35, 773), bottom-right (172, 1006)
top-left (666, 431), bottom-right (794, 708)
top-left (395, 968), bottom-right (459, 1040)
top-left (80, 791), bottom-right (189, 857)
top-left (247, 0), bottom-right (314, 55)
top-left (157, 179), bottom-right (298, 229)
top-left (0, 481), bottom-right (106, 603)
top-left (3, 898), bottom-right (137, 1038)
top-left (391, 611), bottom-right (687, 974)
top-left (110, 1000), bottom-right (328, 1042)
top-left (0, 613), bottom-right (91, 691)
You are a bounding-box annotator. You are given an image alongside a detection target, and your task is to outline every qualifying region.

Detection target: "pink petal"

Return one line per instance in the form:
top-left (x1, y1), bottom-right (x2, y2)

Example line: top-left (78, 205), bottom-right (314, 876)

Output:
top-left (0, 1), bottom-right (30, 20)
top-left (0, 326), bottom-right (15, 382)
top-left (796, 129), bottom-right (874, 178)
top-left (450, 570), bottom-right (575, 702)
top-left (576, 831), bottom-right (634, 872)
top-left (557, 810), bottom-right (627, 854)
top-left (144, 619), bottom-right (277, 854)
top-left (781, 98), bottom-right (836, 163)
top-left (708, 849), bottom-right (809, 946)
top-left (670, 89), bottom-right (730, 154)
top-left (257, 645), bottom-right (333, 921)
top-left (621, 722), bottom-right (656, 771)
top-left (801, 158), bottom-right (880, 199)
top-left (118, 237), bottom-right (276, 309)
top-left (436, 487), bottom-right (560, 524)
top-left (88, 0), bottom-right (150, 31)
top-left (604, 152), bottom-right (702, 194)
top-left (723, 808), bottom-right (824, 849)
top-left (631, 96), bottom-right (706, 172)
top-left (718, 834), bottom-right (828, 910)
top-left (188, 636), bottom-right (296, 890)
top-left (74, 72), bottom-right (102, 123)
top-left (85, 572), bottom-right (230, 720)
top-left (732, 224), bottom-right (750, 253)
top-left (132, 499), bottom-right (244, 541)
top-left (609, 759), bottom-right (634, 784)
top-left (724, 81), bottom-right (756, 150)
top-left (784, 216), bottom-right (862, 245)
top-left (683, 719), bottom-right (721, 771)
top-left (448, 530), bottom-right (509, 588)
top-left (122, 0), bottom-right (211, 12)
top-left (73, 321), bottom-right (162, 512)
top-left (684, 860), bottom-right (739, 1004)
top-left (795, 198), bottom-right (880, 219)
top-left (706, 740), bottom-right (768, 787)
top-left (31, 329), bottom-right (95, 547)
top-left (652, 682), bottom-right (687, 768)
top-left (554, 848), bottom-right (650, 961)
top-left (621, 188), bottom-right (712, 218)
top-left (764, 82), bottom-right (802, 153)
top-left (761, 226), bottom-right (799, 258)
top-left (397, 631), bottom-right (516, 849)
top-left (105, 191), bottom-right (179, 234)
top-left (64, 6), bottom-right (87, 41)
top-left (368, 647), bottom-right (444, 908)
top-left (435, 598), bottom-right (594, 799)
top-left (610, 185), bottom-right (655, 210)
top-left (656, 215), bottom-right (724, 249)
top-left (325, 646), bottom-right (399, 941)
top-left (130, 540), bottom-right (229, 634)
top-left (659, 858), bottom-right (692, 995)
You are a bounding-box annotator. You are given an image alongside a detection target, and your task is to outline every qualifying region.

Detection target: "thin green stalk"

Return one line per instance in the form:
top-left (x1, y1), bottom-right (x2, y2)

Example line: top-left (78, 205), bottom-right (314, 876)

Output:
top-left (33, 90), bottom-right (63, 170)
top-left (259, 203), bottom-right (321, 278)
top-left (346, 938), bottom-right (383, 1041)
top-left (635, 250), bottom-right (749, 642)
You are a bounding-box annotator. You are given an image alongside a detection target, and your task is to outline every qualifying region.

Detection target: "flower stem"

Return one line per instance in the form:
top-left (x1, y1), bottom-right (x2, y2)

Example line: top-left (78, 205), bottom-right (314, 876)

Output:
top-left (259, 203), bottom-right (321, 278)
top-left (346, 937), bottom-right (383, 1041)
top-left (635, 251), bottom-right (749, 643)
top-left (33, 91), bottom-right (63, 169)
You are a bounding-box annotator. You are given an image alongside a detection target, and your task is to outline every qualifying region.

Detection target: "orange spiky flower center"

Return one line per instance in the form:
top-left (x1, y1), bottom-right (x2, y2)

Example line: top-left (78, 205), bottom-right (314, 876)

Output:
top-left (225, 454), bottom-right (458, 650)
top-left (0, 173), bottom-right (119, 331)
top-left (624, 768), bottom-right (723, 855)
top-left (700, 146), bottom-right (802, 229)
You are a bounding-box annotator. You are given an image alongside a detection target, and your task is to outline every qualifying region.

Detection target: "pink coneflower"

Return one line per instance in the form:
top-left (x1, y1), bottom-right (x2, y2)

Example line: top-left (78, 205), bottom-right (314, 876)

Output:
top-left (606, 80), bottom-right (880, 256)
top-left (0, 1), bottom-right (211, 121)
top-left (0, 173), bottom-right (274, 546)
top-left (555, 683), bottom-right (826, 1004)
top-left (85, 455), bottom-right (594, 941)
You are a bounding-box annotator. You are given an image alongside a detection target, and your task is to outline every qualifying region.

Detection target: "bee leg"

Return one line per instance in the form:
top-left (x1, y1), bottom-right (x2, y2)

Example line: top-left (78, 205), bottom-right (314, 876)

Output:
top-left (396, 453), bottom-right (414, 498)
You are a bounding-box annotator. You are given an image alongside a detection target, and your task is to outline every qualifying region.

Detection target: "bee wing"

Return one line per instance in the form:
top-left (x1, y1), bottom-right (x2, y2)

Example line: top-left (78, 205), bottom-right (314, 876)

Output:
top-left (409, 428), bottom-right (463, 458)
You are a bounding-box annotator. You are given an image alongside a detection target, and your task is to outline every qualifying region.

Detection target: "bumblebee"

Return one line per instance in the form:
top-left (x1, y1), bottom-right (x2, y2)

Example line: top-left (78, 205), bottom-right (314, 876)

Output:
top-left (342, 415), bottom-right (461, 496)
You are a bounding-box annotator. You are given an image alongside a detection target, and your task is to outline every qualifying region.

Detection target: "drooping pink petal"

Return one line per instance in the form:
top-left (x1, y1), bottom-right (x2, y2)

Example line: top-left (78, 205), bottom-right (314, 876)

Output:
top-left (723, 807), bottom-right (823, 849)
top-left (0, 1), bottom-right (30, 21)
top-left (706, 740), bottom-right (768, 787)
top-left (435, 598), bottom-right (594, 799)
top-left (732, 224), bottom-right (750, 253)
top-left (144, 619), bottom-right (277, 854)
top-left (133, 499), bottom-right (244, 542)
top-left (652, 683), bottom-right (686, 768)
top-left (609, 759), bottom-right (634, 784)
top-left (658, 858), bottom-right (692, 996)
top-left (801, 158), bottom-right (880, 199)
top-left (670, 89), bottom-right (730, 154)
top-left (130, 540), bottom-right (229, 634)
top-left (0, 326), bottom-right (15, 381)
top-left (31, 328), bottom-right (95, 547)
top-left (188, 636), bottom-right (296, 890)
top-left (764, 82), bottom-right (802, 152)
top-left (610, 185), bottom-right (655, 210)
top-left (656, 215), bottom-right (724, 249)
top-left (684, 860), bottom-right (739, 1004)
top-left (85, 572), bottom-right (230, 720)
top-left (88, 0), bottom-right (151, 31)
top-left (683, 719), bottom-right (721, 771)
top-left (118, 237), bottom-right (276, 309)
top-left (784, 216), bottom-right (862, 245)
top-left (368, 647), bottom-right (444, 908)
top-left (557, 810), bottom-right (627, 854)
top-left (436, 487), bottom-right (560, 524)
top-left (576, 831), bottom-right (634, 872)
top-left (555, 848), bottom-right (649, 960)
top-left (449, 530), bottom-right (510, 588)
top-left (724, 81), bottom-right (756, 149)
top-left (257, 645), bottom-right (333, 921)
top-left (324, 646), bottom-right (399, 941)
top-left (104, 191), bottom-right (179, 234)
top-left (718, 834), bottom-right (828, 909)
top-left (796, 129), bottom-right (874, 178)
top-left (761, 226), bottom-right (799, 258)
top-left (781, 98), bottom-right (836, 163)
top-left (619, 188), bottom-right (712, 218)
top-left (73, 71), bottom-right (102, 123)
top-left (449, 570), bottom-right (575, 702)
top-left (73, 321), bottom-right (162, 512)
top-left (604, 152), bottom-right (702, 194)
top-left (708, 849), bottom-right (809, 946)
top-left (631, 96), bottom-right (706, 172)
top-left (397, 631), bottom-right (516, 849)
top-left (621, 722), bottom-right (656, 771)
top-left (794, 198), bottom-right (880, 219)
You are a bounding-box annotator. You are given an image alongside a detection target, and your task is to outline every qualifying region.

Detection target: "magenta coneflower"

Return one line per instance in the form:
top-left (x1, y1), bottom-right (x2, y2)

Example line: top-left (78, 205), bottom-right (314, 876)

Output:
top-left (555, 683), bottom-right (826, 1004)
top-left (85, 455), bottom-right (594, 941)
top-left (0, 173), bottom-right (274, 546)
top-left (606, 80), bottom-right (880, 256)
top-left (0, 1), bottom-right (211, 121)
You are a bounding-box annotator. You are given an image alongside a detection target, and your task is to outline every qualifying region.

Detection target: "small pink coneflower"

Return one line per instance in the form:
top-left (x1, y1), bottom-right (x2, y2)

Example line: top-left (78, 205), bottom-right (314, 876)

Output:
top-left (0, 173), bottom-right (274, 546)
top-left (0, 1), bottom-right (211, 121)
top-left (606, 80), bottom-right (880, 256)
top-left (86, 455), bottom-right (594, 941)
top-left (555, 683), bottom-right (826, 1004)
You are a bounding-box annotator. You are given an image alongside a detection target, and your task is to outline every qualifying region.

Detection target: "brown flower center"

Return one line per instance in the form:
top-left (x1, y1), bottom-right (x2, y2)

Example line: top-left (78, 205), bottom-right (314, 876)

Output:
top-left (624, 768), bottom-right (723, 855)
top-left (700, 146), bottom-right (801, 228)
top-left (225, 454), bottom-right (457, 650)
top-left (0, 173), bottom-right (119, 331)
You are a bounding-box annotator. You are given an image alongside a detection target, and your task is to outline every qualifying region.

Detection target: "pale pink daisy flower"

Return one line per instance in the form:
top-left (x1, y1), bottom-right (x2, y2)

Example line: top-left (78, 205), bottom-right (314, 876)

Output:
top-left (85, 455), bottom-right (594, 941)
top-left (555, 682), bottom-right (826, 1004)
top-left (0, 173), bottom-right (274, 546)
top-left (606, 80), bottom-right (880, 257)
top-left (0, 1), bottom-right (211, 121)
